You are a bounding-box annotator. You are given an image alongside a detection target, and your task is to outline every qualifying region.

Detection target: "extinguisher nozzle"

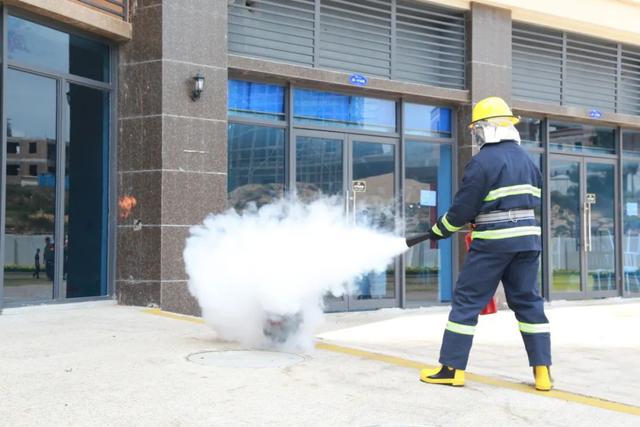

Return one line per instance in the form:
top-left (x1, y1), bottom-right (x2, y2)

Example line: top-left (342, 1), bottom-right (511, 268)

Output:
top-left (405, 233), bottom-right (431, 248)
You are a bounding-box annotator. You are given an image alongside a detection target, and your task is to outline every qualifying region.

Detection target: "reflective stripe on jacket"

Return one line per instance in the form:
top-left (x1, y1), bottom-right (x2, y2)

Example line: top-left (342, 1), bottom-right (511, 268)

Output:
top-left (430, 140), bottom-right (542, 252)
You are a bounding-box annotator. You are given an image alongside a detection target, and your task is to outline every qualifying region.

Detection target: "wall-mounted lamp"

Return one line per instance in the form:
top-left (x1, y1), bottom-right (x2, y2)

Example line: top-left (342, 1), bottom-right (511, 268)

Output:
top-left (191, 73), bottom-right (205, 101)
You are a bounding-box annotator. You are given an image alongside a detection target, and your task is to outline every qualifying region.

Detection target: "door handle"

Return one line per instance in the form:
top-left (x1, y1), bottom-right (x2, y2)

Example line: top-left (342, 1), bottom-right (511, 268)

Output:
top-left (344, 191), bottom-right (356, 225)
top-left (583, 202), bottom-right (589, 252)
top-left (586, 200), bottom-right (592, 252)
top-left (583, 200), bottom-right (593, 252)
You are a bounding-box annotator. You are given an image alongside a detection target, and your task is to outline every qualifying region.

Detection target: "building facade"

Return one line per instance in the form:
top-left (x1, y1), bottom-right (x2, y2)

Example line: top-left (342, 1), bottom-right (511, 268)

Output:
top-left (1, 0), bottom-right (640, 314)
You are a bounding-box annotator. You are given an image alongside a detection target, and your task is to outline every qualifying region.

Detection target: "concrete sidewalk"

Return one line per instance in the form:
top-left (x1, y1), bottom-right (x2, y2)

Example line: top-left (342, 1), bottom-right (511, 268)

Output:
top-left (0, 300), bottom-right (639, 427)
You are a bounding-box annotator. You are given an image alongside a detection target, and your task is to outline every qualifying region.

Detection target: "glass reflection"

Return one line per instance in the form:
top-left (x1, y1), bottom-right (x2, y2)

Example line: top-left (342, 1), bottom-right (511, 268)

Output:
top-left (8, 15), bottom-right (110, 82)
top-left (228, 80), bottom-right (285, 121)
top-left (623, 157), bottom-right (640, 293)
top-left (296, 136), bottom-right (343, 201)
top-left (352, 141), bottom-right (396, 299)
top-left (550, 159), bottom-right (581, 292)
top-left (64, 84), bottom-right (110, 298)
top-left (3, 69), bottom-right (57, 304)
top-left (404, 104), bottom-right (452, 138)
top-left (404, 141), bottom-right (452, 303)
top-left (293, 89), bottom-right (396, 133)
top-left (516, 117), bottom-right (543, 149)
top-left (586, 163), bottom-right (616, 291)
top-left (549, 122), bottom-right (615, 155)
top-left (227, 124), bottom-right (285, 211)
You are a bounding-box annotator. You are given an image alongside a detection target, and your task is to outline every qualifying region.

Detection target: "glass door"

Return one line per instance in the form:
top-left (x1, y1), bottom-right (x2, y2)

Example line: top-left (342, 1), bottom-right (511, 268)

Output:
top-left (2, 70), bottom-right (59, 306)
top-left (293, 131), bottom-right (399, 311)
top-left (348, 135), bottom-right (398, 310)
top-left (549, 156), bottom-right (617, 298)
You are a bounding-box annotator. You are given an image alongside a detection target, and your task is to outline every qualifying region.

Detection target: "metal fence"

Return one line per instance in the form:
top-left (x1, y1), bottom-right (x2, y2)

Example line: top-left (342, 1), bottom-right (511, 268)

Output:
top-left (228, 0), bottom-right (466, 90)
top-left (513, 22), bottom-right (640, 115)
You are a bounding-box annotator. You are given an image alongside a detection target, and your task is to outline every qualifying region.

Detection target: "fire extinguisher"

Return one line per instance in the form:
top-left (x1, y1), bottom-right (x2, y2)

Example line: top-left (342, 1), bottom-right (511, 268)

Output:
top-left (466, 225), bottom-right (497, 315)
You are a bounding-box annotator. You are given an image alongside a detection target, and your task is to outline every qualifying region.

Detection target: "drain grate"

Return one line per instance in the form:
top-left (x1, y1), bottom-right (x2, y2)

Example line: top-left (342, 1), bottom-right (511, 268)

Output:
top-left (187, 350), bottom-right (305, 368)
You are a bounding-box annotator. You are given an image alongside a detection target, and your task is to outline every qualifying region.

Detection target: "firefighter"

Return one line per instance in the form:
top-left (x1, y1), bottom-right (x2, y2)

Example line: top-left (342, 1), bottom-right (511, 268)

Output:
top-left (417, 97), bottom-right (552, 391)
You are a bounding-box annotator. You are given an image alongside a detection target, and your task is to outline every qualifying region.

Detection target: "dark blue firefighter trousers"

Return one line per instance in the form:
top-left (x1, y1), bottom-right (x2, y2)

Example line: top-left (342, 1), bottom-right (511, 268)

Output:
top-left (439, 250), bottom-right (551, 370)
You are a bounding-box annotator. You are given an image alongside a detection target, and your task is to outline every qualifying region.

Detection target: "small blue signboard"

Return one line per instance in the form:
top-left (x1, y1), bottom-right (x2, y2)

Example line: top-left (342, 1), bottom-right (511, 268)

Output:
top-left (349, 74), bottom-right (368, 87)
top-left (588, 109), bottom-right (602, 119)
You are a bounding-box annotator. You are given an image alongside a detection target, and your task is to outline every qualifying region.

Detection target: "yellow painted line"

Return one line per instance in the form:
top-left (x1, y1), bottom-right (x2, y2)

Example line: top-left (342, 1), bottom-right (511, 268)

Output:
top-left (143, 308), bottom-right (640, 417)
top-left (143, 308), bottom-right (205, 324)
top-left (317, 342), bottom-right (640, 417)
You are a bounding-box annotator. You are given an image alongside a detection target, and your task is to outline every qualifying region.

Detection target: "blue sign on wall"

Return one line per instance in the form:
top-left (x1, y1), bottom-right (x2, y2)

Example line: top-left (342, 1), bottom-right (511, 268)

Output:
top-left (349, 74), bottom-right (368, 87)
top-left (589, 109), bottom-right (603, 119)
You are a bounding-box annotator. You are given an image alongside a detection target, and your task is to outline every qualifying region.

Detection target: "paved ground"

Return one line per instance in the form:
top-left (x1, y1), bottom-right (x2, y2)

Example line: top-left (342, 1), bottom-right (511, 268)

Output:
top-left (0, 300), bottom-right (639, 426)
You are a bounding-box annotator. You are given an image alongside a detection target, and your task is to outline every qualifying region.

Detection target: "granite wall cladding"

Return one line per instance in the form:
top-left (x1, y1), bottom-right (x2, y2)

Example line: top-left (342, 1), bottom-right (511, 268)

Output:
top-left (117, 0), bottom-right (228, 314)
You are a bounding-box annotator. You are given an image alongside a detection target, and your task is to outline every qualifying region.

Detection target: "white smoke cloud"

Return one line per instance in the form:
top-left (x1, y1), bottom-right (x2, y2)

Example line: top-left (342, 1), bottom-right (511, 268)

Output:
top-left (184, 197), bottom-right (408, 351)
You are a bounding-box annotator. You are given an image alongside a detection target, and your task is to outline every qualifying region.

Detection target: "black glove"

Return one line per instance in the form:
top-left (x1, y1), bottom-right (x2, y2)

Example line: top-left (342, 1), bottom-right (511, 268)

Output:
top-left (406, 230), bottom-right (442, 248)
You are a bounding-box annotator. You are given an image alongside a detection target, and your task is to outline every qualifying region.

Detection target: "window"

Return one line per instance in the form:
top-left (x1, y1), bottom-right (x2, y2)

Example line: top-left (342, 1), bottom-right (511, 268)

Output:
top-left (29, 165), bottom-right (38, 176)
top-left (293, 88), bottom-right (396, 132)
top-left (8, 142), bottom-right (20, 154)
top-left (404, 103), bottom-right (452, 138)
top-left (228, 80), bottom-right (285, 121)
top-left (623, 131), bottom-right (640, 294)
top-left (623, 130), bottom-right (640, 157)
top-left (29, 142), bottom-right (37, 154)
top-left (227, 123), bottom-right (286, 211)
top-left (516, 117), bottom-right (543, 149)
top-left (404, 141), bottom-right (453, 303)
top-left (7, 16), bottom-right (110, 82)
top-left (549, 121), bottom-right (616, 155)
top-left (7, 164), bottom-right (20, 176)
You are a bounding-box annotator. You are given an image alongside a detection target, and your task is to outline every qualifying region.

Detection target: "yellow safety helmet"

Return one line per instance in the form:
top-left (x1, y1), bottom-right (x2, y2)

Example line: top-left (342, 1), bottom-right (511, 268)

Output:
top-left (469, 96), bottom-right (520, 128)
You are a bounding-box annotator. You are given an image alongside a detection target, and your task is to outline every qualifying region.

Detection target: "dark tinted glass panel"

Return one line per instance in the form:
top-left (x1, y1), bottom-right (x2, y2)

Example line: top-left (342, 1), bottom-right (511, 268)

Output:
top-left (228, 80), bottom-right (285, 121)
top-left (8, 16), bottom-right (110, 82)
top-left (549, 121), bottom-right (615, 155)
top-left (623, 159), bottom-right (640, 293)
top-left (623, 131), bottom-right (640, 157)
top-left (64, 84), bottom-right (110, 298)
top-left (516, 117), bottom-right (542, 148)
top-left (294, 89), bottom-right (396, 132)
top-left (404, 103), bottom-right (452, 138)
top-left (4, 69), bottom-right (57, 304)
top-left (228, 124), bottom-right (285, 210)
top-left (404, 141), bottom-right (452, 303)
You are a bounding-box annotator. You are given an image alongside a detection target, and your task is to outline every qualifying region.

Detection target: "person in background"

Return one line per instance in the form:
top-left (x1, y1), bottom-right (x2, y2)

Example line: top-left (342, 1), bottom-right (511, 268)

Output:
top-left (44, 237), bottom-right (55, 282)
top-left (32, 248), bottom-right (41, 279)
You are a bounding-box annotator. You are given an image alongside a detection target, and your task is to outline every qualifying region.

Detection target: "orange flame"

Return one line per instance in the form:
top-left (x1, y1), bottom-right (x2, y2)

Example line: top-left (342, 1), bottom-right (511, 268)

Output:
top-left (119, 195), bottom-right (137, 219)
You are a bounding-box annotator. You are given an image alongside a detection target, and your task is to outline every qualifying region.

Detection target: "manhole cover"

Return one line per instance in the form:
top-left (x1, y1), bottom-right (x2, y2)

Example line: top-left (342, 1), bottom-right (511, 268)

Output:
top-left (187, 350), bottom-right (305, 368)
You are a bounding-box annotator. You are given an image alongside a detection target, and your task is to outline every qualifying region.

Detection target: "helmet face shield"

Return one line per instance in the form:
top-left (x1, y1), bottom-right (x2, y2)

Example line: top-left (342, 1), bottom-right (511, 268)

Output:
top-left (470, 123), bottom-right (486, 147)
top-left (469, 120), bottom-right (521, 148)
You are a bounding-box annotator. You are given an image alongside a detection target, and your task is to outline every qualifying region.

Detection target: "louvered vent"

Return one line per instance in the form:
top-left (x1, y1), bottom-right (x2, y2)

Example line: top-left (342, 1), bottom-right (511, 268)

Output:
top-left (395, 0), bottom-right (466, 89)
top-left (513, 22), bottom-right (640, 115)
top-left (318, 0), bottom-right (392, 78)
top-left (621, 45), bottom-right (640, 116)
top-left (228, 0), bottom-right (316, 67)
top-left (565, 34), bottom-right (617, 111)
top-left (229, 0), bottom-right (467, 90)
top-left (512, 24), bottom-right (562, 104)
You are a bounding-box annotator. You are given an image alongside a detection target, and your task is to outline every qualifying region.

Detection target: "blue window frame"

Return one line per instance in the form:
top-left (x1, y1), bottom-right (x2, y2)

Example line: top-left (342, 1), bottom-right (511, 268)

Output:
top-left (404, 103), bottom-right (452, 138)
top-left (228, 80), bottom-right (285, 121)
top-left (293, 88), bottom-right (396, 132)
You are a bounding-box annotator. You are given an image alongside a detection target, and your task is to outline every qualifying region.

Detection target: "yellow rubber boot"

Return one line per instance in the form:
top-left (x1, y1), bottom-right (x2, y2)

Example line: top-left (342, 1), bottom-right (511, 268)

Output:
top-left (534, 366), bottom-right (553, 391)
top-left (420, 365), bottom-right (465, 387)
